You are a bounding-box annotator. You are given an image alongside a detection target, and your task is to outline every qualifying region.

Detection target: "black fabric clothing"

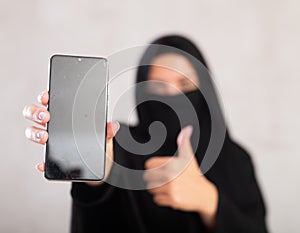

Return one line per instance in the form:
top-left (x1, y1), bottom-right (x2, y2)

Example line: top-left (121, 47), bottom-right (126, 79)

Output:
top-left (70, 35), bottom-right (268, 233)
top-left (71, 128), bottom-right (268, 233)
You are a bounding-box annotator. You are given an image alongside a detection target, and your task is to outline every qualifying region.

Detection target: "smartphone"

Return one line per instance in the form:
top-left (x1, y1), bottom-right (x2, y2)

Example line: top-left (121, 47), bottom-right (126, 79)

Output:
top-left (45, 54), bottom-right (109, 181)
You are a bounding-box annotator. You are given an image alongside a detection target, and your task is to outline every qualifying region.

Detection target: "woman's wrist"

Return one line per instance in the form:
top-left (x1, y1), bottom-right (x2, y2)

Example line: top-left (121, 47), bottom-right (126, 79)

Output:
top-left (196, 181), bottom-right (218, 229)
top-left (86, 181), bottom-right (105, 186)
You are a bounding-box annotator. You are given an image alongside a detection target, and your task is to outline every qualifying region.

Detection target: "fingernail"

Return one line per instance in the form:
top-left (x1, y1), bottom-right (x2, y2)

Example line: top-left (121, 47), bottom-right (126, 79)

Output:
top-left (112, 121), bottom-right (120, 133)
top-left (184, 125), bottom-right (193, 139)
top-left (177, 125), bottom-right (193, 146)
top-left (38, 112), bottom-right (46, 121)
top-left (37, 91), bottom-right (44, 103)
top-left (25, 127), bottom-right (31, 139)
top-left (36, 131), bottom-right (44, 139)
top-left (22, 106), bottom-right (32, 118)
top-left (35, 163), bottom-right (43, 171)
top-left (177, 131), bottom-right (183, 146)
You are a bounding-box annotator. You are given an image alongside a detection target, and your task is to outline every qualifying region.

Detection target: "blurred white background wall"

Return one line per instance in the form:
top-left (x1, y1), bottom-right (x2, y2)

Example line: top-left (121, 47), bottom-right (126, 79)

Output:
top-left (1, 0), bottom-right (299, 232)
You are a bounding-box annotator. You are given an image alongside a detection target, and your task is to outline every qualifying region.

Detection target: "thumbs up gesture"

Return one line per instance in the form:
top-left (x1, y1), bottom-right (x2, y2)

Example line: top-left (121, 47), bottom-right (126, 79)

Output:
top-left (144, 126), bottom-right (218, 227)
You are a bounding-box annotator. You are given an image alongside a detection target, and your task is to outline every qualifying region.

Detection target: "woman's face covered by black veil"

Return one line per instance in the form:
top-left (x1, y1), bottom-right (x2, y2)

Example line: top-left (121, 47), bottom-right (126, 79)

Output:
top-left (135, 35), bottom-right (212, 158)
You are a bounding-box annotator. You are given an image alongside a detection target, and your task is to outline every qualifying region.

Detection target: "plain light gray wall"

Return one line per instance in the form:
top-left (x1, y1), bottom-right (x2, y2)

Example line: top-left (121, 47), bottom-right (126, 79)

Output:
top-left (1, 0), bottom-right (299, 232)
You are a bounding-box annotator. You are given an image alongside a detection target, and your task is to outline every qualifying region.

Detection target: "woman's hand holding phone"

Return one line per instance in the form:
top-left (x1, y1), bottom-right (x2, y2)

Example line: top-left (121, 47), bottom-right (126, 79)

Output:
top-left (23, 90), bottom-right (119, 185)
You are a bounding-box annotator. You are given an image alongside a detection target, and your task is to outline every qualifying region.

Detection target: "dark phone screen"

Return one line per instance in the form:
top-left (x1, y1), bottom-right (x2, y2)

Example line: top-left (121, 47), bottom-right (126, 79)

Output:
top-left (45, 55), bottom-right (108, 181)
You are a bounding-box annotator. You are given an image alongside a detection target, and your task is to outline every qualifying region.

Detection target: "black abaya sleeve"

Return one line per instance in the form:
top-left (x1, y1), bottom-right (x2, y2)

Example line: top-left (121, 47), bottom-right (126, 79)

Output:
top-left (70, 181), bottom-right (126, 233)
top-left (70, 157), bottom-right (127, 233)
top-left (213, 142), bottom-right (269, 233)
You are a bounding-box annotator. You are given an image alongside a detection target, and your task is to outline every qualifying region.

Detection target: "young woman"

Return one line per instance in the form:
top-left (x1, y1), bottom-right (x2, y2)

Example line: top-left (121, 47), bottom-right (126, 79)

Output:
top-left (23, 35), bottom-right (268, 233)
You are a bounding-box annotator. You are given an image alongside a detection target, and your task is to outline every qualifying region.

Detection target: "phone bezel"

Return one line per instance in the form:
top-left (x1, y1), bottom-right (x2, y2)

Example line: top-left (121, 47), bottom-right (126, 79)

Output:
top-left (44, 54), bottom-right (109, 182)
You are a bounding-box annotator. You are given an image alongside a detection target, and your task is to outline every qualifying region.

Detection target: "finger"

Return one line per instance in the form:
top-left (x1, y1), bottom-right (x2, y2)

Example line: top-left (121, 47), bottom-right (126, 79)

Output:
top-left (143, 169), bottom-right (164, 182)
top-left (35, 162), bottom-right (45, 172)
top-left (147, 183), bottom-right (170, 194)
top-left (177, 125), bottom-right (194, 158)
top-left (106, 121), bottom-right (120, 139)
top-left (37, 90), bottom-right (49, 107)
top-left (25, 126), bottom-right (48, 144)
top-left (153, 194), bottom-right (172, 207)
top-left (145, 156), bottom-right (173, 169)
top-left (143, 169), bottom-right (168, 183)
top-left (146, 177), bottom-right (173, 189)
top-left (23, 104), bottom-right (50, 126)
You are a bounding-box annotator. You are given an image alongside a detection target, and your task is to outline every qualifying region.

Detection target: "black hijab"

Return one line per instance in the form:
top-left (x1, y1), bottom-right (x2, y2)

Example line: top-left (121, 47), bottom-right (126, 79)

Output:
top-left (134, 35), bottom-right (215, 165)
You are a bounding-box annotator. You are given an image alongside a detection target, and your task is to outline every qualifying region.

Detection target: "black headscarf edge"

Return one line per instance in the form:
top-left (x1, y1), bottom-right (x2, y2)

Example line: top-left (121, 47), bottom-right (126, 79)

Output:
top-left (135, 34), bottom-right (210, 126)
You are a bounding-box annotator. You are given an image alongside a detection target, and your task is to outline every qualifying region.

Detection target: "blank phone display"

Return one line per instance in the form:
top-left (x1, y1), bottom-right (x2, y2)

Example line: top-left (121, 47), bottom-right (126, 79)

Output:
top-left (45, 55), bottom-right (108, 181)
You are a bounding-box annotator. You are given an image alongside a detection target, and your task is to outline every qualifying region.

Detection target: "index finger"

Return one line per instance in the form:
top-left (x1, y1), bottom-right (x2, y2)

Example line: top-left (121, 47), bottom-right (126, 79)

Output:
top-left (145, 156), bottom-right (173, 169)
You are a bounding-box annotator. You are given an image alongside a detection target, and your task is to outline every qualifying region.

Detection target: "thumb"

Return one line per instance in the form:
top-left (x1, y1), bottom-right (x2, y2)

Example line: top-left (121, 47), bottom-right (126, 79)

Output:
top-left (176, 125), bottom-right (194, 158)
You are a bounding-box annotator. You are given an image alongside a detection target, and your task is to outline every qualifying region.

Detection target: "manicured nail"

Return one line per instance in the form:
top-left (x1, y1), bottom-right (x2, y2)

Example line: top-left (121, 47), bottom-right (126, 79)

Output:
top-left (112, 121), bottom-right (120, 133)
top-left (22, 106), bottom-right (31, 118)
top-left (36, 131), bottom-right (44, 139)
top-left (184, 125), bottom-right (193, 139)
top-left (177, 125), bottom-right (193, 146)
top-left (35, 163), bottom-right (43, 171)
top-left (37, 91), bottom-right (45, 103)
top-left (25, 127), bottom-right (32, 139)
top-left (177, 131), bottom-right (183, 146)
top-left (38, 112), bottom-right (46, 121)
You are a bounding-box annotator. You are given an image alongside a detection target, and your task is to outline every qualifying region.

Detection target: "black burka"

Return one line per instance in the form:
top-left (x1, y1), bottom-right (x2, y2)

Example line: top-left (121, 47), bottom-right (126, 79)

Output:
top-left (70, 35), bottom-right (268, 233)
